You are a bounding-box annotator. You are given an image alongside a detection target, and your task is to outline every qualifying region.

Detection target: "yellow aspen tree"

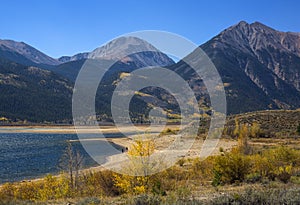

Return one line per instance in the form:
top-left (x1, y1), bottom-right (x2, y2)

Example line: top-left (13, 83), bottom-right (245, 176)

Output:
top-left (113, 137), bottom-right (156, 195)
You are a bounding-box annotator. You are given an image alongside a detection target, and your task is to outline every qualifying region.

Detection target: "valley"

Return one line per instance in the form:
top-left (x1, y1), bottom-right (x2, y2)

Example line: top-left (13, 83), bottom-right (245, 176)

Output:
top-left (0, 18), bottom-right (300, 204)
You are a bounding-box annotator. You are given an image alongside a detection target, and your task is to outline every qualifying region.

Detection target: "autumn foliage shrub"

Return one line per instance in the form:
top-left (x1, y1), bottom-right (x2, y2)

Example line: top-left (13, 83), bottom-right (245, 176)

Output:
top-left (212, 150), bottom-right (251, 185)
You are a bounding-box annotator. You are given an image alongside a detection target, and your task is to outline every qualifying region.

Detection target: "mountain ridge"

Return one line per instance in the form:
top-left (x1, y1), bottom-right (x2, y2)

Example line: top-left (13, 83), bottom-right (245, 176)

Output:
top-left (52, 36), bottom-right (175, 81)
top-left (0, 21), bottom-right (300, 121)
top-left (57, 36), bottom-right (175, 67)
top-left (0, 39), bottom-right (60, 66)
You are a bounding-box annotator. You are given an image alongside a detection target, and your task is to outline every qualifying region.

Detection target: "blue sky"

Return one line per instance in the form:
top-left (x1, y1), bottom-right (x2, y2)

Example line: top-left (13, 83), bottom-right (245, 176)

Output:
top-left (1, 0), bottom-right (299, 58)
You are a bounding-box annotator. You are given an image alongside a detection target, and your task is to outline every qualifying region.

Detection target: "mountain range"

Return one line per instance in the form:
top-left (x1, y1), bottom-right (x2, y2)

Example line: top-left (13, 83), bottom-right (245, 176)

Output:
top-left (0, 21), bottom-right (299, 122)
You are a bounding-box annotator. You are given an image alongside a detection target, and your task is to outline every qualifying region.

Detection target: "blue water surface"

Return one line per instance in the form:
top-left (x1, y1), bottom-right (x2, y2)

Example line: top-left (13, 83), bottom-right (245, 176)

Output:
top-left (0, 133), bottom-right (99, 183)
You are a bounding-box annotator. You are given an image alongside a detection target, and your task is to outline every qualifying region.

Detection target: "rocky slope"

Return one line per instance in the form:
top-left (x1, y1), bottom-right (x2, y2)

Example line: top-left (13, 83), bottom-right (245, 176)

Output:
top-left (0, 39), bottom-right (60, 66)
top-left (200, 21), bottom-right (300, 113)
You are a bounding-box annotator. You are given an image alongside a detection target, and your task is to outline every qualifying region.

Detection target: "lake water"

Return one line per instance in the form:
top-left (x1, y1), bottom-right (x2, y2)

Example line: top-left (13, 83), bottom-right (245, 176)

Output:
top-left (0, 133), bottom-right (123, 183)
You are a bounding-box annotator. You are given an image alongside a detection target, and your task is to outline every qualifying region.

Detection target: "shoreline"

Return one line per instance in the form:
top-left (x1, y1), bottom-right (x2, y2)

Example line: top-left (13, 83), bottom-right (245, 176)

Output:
top-left (0, 137), bottom-right (237, 185)
top-left (0, 124), bottom-right (180, 134)
top-left (0, 125), bottom-right (236, 185)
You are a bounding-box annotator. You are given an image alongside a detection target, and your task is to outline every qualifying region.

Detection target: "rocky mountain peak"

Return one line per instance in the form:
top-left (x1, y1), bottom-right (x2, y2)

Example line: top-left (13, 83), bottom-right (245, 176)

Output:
top-left (202, 21), bottom-right (300, 112)
top-left (0, 39), bottom-right (60, 65)
top-left (58, 36), bottom-right (174, 67)
top-left (217, 21), bottom-right (300, 56)
top-left (88, 36), bottom-right (174, 67)
top-left (89, 36), bottom-right (160, 59)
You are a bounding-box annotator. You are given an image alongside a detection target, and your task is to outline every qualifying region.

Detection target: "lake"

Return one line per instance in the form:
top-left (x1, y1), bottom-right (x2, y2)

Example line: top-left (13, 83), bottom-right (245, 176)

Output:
top-left (0, 132), bottom-right (123, 183)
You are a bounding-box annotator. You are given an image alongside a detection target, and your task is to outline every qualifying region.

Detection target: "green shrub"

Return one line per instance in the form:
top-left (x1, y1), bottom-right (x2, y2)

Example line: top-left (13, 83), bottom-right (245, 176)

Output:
top-left (132, 194), bottom-right (160, 205)
top-left (267, 146), bottom-right (300, 166)
top-left (213, 151), bottom-right (251, 184)
top-left (190, 157), bottom-right (214, 181)
top-left (250, 154), bottom-right (274, 178)
top-left (212, 169), bottom-right (222, 186)
top-left (290, 176), bottom-right (300, 184)
top-left (175, 186), bottom-right (191, 201)
top-left (76, 197), bottom-right (101, 205)
top-left (245, 173), bottom-right (262, 183)
top-left (209, 187), bottom-right (300, 204)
